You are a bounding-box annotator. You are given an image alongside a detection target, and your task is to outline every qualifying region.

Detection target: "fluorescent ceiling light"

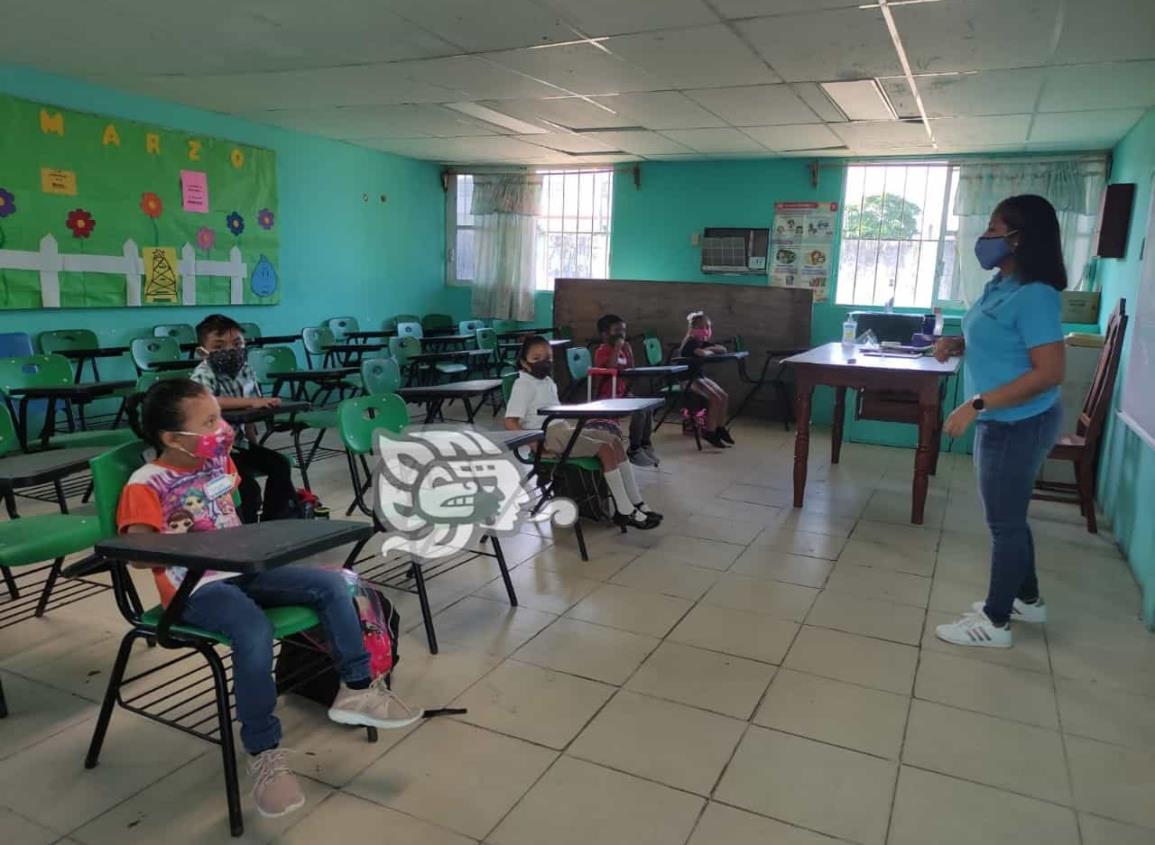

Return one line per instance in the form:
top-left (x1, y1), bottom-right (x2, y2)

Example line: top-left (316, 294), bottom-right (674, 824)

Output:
top-left (445, 103), bottom-right (550, 134)
top-left (858, 0), bottom-right (944, 7)
top-left (820, 80), bottom-right (897, 121)
top-left (529, 36), bottom-right (610, 50)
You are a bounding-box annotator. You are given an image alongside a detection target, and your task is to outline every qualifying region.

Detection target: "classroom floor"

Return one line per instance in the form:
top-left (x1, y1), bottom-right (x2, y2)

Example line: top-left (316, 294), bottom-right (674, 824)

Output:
top-left (2, 415), bottom-right (1153, 845)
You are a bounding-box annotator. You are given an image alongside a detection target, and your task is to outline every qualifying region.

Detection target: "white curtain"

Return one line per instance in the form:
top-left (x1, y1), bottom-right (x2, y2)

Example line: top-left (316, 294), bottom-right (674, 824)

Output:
top-left (953, 159), bottom-right (1107, 304)
top-left (470, 173), bottom-right (543, 321)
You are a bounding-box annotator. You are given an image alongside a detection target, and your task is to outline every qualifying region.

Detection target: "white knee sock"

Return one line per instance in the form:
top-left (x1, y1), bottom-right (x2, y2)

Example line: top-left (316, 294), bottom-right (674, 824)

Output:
top-left (619, 462), bottom-right (643, 507)
top-left (603, 469), bottom-right (632, 514)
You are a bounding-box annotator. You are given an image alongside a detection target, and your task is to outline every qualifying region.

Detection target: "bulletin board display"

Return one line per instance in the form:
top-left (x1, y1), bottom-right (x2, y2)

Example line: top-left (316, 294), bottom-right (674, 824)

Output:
top-left (770, 201), bottom-right (837, 303)
top-left (0, 93), bottom-right (279, 309)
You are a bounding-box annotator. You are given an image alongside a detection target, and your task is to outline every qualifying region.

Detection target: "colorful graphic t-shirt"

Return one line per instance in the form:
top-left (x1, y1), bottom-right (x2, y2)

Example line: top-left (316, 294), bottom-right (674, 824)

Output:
top-left (116, 456), bottom-right (242, 607)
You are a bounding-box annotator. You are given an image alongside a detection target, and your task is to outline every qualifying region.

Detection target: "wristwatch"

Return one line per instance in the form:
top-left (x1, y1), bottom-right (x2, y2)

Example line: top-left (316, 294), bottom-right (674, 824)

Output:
top-left (970, 395), bottom-right (986, 412)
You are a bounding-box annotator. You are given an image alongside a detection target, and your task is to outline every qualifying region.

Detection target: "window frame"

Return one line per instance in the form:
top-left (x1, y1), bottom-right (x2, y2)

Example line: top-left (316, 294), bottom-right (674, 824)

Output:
top-left (835, 161), bottom-right (964, 311)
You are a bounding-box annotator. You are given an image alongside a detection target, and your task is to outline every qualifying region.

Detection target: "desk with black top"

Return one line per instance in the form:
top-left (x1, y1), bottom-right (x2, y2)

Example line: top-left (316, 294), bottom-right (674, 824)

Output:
top-left (0, 445), bottom-right (103, 516)
top-left (784, 342), bottom-right (960, 524)
top-left (8, 381), bottom-right (135, 451)
top-left (56, 347), bottom-right (130, 383)
top-left (268, 368), bottom-right (358, 402)
top-left (221, 401), bottom-right (310, 426)
top-left (147, 359), bottom-right (199, 373)
top-left (495, 327), bottom-right (556, 339)
top-left (344, 330), bottom-right (396, 343)
top-left (535, 397), bottom-right (663, 484)
top-left (419, 333), bottom-right (474, 351)
top-left (322, 342), bottom-right (389, 366)
top-left (397, 379), bottom-right (504, 424)
top-left (246, 335), bottom-right (299, 348)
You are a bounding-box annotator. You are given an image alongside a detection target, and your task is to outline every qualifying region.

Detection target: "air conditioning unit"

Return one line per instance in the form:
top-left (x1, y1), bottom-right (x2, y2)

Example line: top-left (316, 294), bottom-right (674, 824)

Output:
top-left (701, 227), bottom-right (770, 274)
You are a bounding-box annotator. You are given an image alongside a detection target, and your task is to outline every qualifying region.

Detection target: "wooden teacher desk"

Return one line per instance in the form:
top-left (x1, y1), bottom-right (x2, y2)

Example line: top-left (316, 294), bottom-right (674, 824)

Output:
top-left (784, 343), bottom-right (961, 525)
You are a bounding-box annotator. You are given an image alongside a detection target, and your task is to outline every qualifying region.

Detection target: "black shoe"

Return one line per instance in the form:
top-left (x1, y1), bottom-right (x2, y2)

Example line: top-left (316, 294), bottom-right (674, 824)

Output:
top-left (717, 427), bottom-right (735, 445)
top-left (635, 504), bottom-right (663, 524)
top-left (703, 430), bottom-right (729, 448)
top-left (612, 510), bottom-right (661, 530)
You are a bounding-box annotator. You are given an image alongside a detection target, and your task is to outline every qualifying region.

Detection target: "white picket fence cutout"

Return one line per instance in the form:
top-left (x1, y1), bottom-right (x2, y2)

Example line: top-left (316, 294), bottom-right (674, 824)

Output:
top-left (0, 234), bottom-right (248, 308)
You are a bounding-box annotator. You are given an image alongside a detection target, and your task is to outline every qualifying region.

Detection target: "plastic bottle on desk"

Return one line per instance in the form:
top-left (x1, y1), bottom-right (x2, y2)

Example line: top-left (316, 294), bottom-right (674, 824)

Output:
top-left (842, 316), bottom-right (858, 347)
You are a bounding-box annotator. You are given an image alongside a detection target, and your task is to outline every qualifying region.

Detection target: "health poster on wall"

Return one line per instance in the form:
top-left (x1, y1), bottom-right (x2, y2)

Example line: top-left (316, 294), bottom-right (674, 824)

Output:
top-left (771, 201), bottom-right (837, 302)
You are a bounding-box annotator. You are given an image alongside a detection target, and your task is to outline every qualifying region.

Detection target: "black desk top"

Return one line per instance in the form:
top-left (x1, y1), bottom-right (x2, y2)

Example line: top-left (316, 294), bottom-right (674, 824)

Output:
top-left (495, 328), bottom-right (555, 339)
top-left (247, 335), bottom-right (299, 347)
top-left (398, 379), bottom-right (504, 398)
top-left (56, 347), bottom-right (130, 359)
top-left (149, 360), bottom-right (198, 372)
top-left (95, 519), bottom-right (373, 573)
top-left (345, 330), bottom-right (396, 340)
top-left (539, 397), bottom-right (665, 418)
top-left (407, 349), bottom-right (492, 363)
top-left (268, 367), bottom-right (358, 381)
top-left (674, 351), bottom-right (750, 365)
top-left (489, 428), bottom-right (544, 451)
top-left (324, 342), bottom-right (389, 353)
top-left (622, 365), bottom-right (690, 376)
top-left (420, 334), bottom-right (473, 345)
top-left (0, 446), bottom-right (105, 487)
top-left (222, 401), bottom-right (310, 424)
top-left (9, 380), bottom-right (135, 398)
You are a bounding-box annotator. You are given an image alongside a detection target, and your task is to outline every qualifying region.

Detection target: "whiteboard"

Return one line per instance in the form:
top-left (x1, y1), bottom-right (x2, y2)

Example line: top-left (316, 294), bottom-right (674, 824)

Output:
top-left (1119, 173), bottom-right (1155, 451)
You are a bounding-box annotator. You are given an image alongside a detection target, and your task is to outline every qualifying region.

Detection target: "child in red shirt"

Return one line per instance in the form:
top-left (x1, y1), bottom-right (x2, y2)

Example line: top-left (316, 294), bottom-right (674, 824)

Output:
top-left (591, 314), bottom-right (659, 467)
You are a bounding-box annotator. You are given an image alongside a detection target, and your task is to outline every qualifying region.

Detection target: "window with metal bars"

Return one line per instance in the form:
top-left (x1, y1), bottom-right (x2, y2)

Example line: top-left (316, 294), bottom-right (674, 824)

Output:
top-left (836, 163), bottom-right (962, 308)
top-left (446, 170), bottom-right (614, 290)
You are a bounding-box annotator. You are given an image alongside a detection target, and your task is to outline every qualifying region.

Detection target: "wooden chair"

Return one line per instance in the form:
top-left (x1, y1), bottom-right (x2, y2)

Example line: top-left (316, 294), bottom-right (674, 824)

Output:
top-left (1033, 299), bottom-right (1128, 533)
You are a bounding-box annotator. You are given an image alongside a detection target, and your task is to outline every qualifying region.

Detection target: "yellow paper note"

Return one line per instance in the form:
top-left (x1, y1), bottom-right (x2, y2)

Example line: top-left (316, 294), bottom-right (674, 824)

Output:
top-left (142, 247), bottom-right (180, 304)
top-left (41, 167), bottom-right (77, 196)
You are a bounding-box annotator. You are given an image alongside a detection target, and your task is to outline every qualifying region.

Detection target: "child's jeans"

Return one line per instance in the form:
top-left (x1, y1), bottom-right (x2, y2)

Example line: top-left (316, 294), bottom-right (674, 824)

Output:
top-left (181, 566), bottom-right (370, 754)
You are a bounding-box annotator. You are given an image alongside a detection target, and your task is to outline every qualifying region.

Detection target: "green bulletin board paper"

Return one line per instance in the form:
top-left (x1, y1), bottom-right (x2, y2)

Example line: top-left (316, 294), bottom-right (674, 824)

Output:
top-left (0, 92), bottom-right (279, 309)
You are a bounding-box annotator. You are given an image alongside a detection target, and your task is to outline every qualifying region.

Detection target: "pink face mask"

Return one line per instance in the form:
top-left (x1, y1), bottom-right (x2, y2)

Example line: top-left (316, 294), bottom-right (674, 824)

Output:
top-left (175, 422), bottom-right (235, 460)
top-left (689, 327), bottom-right (712, 342)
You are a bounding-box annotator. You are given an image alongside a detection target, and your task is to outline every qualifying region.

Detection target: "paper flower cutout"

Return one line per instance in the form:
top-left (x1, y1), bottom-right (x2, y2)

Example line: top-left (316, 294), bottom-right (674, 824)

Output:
top-left (0, 187), bottom-right (16, 219)
top-left (140, 191), bottom-right (164, 219)
top-left (257, 208), bottom-right (275, 230)
top-left (226, 211), bottom-right (245, 236)
top-left (66, 208), bottom-right (96, 239)
top-left (196, 227), bottom-right (216, 252)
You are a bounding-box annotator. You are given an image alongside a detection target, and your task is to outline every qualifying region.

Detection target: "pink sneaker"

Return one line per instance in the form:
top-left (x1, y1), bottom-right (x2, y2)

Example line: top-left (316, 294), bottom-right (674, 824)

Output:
top-left (248, 749), bottom-right (305, 818)
top-left (328, 678), bottom-right (423, 729)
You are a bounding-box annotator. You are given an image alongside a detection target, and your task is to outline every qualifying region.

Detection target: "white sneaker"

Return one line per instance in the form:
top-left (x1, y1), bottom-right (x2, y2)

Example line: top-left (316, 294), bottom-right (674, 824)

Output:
top-left (629, 450), bottom-right (657, 468)
top-left (248, 749), bottom-right (306, 819)
top-left (936, 610), bottom-right (1012, 648)
top-left (642, 445), bottom-right (661, 467)
top-left (328, 678), bottom-right (424, 729)
top-left (970, 598), bottom-right (1047, 624)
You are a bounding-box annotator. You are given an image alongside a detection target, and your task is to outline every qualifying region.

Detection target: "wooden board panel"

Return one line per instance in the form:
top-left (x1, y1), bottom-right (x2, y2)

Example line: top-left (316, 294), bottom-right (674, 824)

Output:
top-left (553, 278), bottom-right (813, 418)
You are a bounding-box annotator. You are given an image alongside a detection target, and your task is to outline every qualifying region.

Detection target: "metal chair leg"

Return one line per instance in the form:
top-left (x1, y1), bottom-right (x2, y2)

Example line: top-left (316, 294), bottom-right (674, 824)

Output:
top-left (1, 566), bottom-right (18, 601)
top-left (490, 537), bottom-right (518, 607)
top-left (85, 631), bottom-right (138, 768)
top-left (410, 562), bottom-right (438, 654)
top-left (0, 674), bottom-right (7, 718)
top-left (34, 557), bottom-right (64, 617)
top-left (201, 643), bottom-right (244, 837)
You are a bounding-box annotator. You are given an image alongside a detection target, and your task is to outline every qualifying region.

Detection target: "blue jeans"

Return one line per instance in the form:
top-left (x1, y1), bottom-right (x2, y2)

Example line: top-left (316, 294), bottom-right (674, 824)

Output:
top-left (181, 566), bottom-right (370, 754)
top-left (976, 402), bottom-right (1062, 626)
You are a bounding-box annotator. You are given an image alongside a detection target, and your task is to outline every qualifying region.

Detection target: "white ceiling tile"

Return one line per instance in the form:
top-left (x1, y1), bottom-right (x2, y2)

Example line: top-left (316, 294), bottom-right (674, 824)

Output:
top-left (473, 98), bottom-right (633, 130)
top-left (489, 43), bottom-right (662, 95)
top-left (742, 123), bottom-right (844, 151)
top-left (564, 153), bottom-right (643, 164)
top-left (937, 143), bottom-right (1027, 154)
top-left (511, 133), bottom-right (615, 154)
top-left (881, 70), bottom-right (1046, 119)
top-left (685, 84), bottom-right (820, 126)
top-left (386, 55), bottom-right (567, 101)
top-left (1039, 62), bottom-right (1155, 112)
top-left (103, 65), bottom-right (461, 112)
top-left (589, 92), bottom-right (726, 129)
top-left (1054, 0), bottom-right (1155, 64)
top-left (380, 0), bottom-right (577, 51)
top-left (832, 120), bottom-right (931, 149)
top-left (714, 0), bottom-right (864, 17)
top-left (536, 0), bottom-right (719, 36)
top-left (1028, 109), bottom-right (1145, 146)
top-left (239, 104), bottom-right (499, 139)
top-left (605, 25), bottom-right (780, 89)
top-left (0, 1), bottom-right (457, 75)
top-left (929, 115), bottom-right (1031, 146)
top-left (792, 82), bottom-right (848, 122)
top-left (736, 8), bottom-right (901, 82)
top-left (660, 128), bottom-right (766, 153)
top-left (848, 146), bottom-right (937, 158)
top-left (577, 131), bottom-right (692, 155)
top-left (894, 0), bottom-right (1062, 73)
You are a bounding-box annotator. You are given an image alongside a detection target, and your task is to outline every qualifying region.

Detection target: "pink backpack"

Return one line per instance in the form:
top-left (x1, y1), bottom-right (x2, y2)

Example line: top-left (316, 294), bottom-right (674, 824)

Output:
top-left (308, 568), bottom-right (399, 680)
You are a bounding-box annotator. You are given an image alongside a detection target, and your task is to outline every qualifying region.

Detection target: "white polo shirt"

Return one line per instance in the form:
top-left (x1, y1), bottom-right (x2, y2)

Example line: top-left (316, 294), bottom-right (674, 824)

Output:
top-left (505, 371), bottom-right (561, 430)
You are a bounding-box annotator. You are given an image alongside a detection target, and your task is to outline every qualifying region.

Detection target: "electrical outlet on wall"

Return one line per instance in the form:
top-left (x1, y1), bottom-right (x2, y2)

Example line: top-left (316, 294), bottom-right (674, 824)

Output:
top-left (690, 231), bottom-right (701, 246)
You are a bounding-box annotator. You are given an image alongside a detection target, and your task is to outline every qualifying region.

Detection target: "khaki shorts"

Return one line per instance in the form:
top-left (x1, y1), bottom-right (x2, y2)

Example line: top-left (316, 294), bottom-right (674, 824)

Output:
top-left (543, 421), bottom-right (623, 457)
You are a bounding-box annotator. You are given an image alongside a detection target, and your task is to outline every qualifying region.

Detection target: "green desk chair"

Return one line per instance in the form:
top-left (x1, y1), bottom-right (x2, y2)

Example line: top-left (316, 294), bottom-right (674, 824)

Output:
top-left (396, 321), bottom-right (423, 339)
top-left (389, 334), bottom-right (463, 384)
top-left (130, 337), bottom-right (193, 375)
top-left (135, 370), bottom-right (189, 393)
top-left (238, 322), bottom-right (262, 340)
top-left (40, 329), bottom-right (134, 423)
top-left (383, 314), bottom-right (419, 332)
top-left (152, 324), bottom-right (196, 346)
top-left (0, 402), bottom-right (110, 630)
top-left (564, 346), bottom-right (591, 401)
top-left (420, 313), bottom-right (454, 333)
top-left (338, 393), bottom-right (518, 652)
top-left (458, 319), bottom-right (485, 335)
top-left (327, 317), bottom-right (359, 340)
top-left (301, 326), bottom-right (338, 369)
top-left (360, 357), bottom-right (401, 397)
top-left (0, 354), bottom-right (136, 450)
top-left (68, 441), bottom-right (375, 838)
top-left (491, 319), bottom-right (518, 335)
top-left (472, 327), bottom-right (503, 381)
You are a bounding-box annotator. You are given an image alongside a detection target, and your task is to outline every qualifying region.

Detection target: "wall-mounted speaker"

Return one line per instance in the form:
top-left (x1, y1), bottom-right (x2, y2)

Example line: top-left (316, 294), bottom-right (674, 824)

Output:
top-left (1095, 182), bottom-right (1136, 259)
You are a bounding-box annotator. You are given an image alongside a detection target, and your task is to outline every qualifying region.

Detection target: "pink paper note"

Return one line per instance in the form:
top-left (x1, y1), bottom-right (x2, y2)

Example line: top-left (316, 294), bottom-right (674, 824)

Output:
top-left (181, 170), bottom-right (209, 213)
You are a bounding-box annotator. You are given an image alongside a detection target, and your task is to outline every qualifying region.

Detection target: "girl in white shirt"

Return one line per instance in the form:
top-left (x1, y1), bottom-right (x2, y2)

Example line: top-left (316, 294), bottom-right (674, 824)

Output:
top-left (505, 336), bottom-right (662, 530)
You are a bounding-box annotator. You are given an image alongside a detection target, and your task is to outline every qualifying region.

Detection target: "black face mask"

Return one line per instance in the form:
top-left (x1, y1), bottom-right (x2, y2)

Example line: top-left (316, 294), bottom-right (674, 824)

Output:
top-left (527, 360), bottom-right (552, 379)
top-left (205, 347), bottom-right (246, 379)
top-left (608, 332), bottom-right (626, 343)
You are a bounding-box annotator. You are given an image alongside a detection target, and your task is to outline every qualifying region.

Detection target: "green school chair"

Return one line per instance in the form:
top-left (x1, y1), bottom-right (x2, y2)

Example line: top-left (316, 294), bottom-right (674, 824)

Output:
top-left (360, 357), bottom-right (402, 397)
top-left (68, 441), bottom-right (376, 838)
top-left (326, 317), bottom-right (359, 340)
top-left (301, 326), bottom-right (338, 369)
top-left (420, 313), bottom-right (454, 332)
top-left (237, 322), bottom-right (262, 340)
top-left (130, 337), bottom-right (194, 375)
top-left (458, 319), bottom-right (485, 335)
top-left (152, 324), bottom-right (197, 346)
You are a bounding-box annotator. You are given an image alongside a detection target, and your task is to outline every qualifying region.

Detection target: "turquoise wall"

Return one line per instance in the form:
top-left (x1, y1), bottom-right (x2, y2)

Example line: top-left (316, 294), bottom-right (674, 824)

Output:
top-left (1095, 107), bottom-right (1155, 628)
top-left (0, 66), bottom-right (447, 360)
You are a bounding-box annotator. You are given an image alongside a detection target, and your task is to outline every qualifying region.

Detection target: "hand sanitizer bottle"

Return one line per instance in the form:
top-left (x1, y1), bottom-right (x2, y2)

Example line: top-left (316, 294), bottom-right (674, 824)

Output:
top-left (842, 315), bottom-right (858, 346)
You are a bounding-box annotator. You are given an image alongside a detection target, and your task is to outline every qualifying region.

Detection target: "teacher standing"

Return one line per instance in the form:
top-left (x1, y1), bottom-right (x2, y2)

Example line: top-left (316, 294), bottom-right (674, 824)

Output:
top-left (935, 194), bottom-right (1066, 649)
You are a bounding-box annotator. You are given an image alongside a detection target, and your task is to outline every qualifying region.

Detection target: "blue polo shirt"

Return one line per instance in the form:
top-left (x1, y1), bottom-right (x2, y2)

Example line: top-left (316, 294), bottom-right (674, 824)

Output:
top-left (962, 274), bottom-right (1063, 422)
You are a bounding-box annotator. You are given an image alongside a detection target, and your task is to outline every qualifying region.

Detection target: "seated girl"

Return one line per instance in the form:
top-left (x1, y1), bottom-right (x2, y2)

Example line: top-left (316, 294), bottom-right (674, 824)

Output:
top-left (679, 311), bottom-right (735, 449)
top-left (117, 379), bottom-right (421, 820)
top-left (504, 336), bottom-right (661, 530)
